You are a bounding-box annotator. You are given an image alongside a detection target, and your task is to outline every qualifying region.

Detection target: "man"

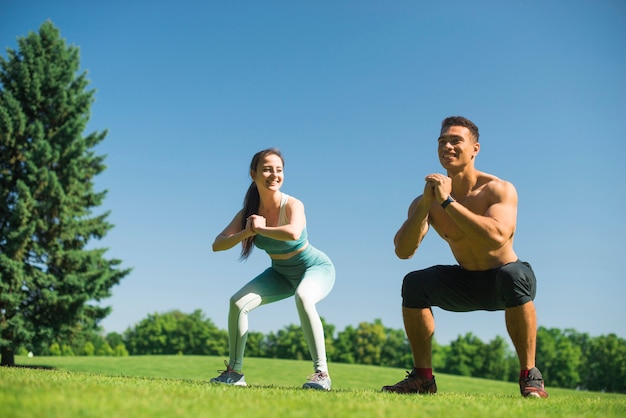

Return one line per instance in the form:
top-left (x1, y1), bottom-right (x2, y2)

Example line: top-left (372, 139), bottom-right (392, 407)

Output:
top-left (382, 116), bottom-right (548, 398)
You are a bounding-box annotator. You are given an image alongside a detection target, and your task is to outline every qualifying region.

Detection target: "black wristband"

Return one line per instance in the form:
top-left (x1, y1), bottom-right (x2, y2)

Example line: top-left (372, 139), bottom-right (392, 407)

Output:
top-left (441, 195), bottom-right (455, 209)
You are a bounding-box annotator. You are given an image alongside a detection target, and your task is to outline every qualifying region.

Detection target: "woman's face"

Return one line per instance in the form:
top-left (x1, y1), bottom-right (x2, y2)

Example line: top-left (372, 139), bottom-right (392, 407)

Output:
top-left (251, 153), bottom-right (284, 191)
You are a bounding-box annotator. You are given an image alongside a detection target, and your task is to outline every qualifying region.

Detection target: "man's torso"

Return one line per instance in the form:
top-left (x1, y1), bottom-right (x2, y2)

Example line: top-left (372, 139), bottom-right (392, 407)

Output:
top-left (428, 175), bottom-right (518, 270)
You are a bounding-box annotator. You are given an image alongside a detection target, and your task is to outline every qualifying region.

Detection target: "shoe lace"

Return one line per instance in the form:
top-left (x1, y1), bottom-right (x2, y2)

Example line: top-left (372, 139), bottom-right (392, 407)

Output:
top-left (306, 371), bottom-right (327, 382)
top-left (400, 370), bottom-right (416, 383)
top-left (522, 369), bottom-right (543, 385)
top-left (216, 360), bottom-right (234, 376)
top-left (395, 370), bottom-right (431, 389)
top-left (523, 376), bottom-right (544, 388)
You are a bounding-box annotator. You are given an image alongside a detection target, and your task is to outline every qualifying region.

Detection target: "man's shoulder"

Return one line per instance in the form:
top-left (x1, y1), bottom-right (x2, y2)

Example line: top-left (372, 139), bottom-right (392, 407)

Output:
top-left (477, 173), bottom-right (517, 205)
top-left (478, 172), bottom-right (516, 191)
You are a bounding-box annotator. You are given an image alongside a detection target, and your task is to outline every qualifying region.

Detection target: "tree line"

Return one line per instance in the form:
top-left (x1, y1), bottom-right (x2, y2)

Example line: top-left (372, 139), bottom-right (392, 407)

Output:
top-left (31, 309), bottom-right (626, 394)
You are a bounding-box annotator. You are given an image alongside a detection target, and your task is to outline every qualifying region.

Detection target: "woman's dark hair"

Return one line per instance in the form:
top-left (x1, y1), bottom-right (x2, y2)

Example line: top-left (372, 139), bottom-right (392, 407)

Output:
top-left (240, 148), bottom-right (284, 260)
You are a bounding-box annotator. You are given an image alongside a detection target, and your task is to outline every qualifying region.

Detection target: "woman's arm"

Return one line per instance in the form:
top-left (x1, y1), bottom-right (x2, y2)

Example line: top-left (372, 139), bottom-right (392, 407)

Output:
top-left (212, 210), bottom-right (256, 252)
top-left (250, 197), bottom-right (306, 241)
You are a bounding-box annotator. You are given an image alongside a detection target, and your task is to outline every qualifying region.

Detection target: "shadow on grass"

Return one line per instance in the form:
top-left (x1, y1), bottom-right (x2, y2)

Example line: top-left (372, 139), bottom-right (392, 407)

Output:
top-left (8, 364), bottom-right (56, 370)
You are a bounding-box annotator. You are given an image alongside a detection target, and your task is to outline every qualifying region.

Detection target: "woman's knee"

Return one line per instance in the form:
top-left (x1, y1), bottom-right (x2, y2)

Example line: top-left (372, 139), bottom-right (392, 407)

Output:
top-left (229, 295), bottom-right (243, 312)
top-left (294, 288), bottom-right (317, 308)
top-left (230, 292), bottom-right (258, 313)
top-left (296, 274), bottom-right (333, 304)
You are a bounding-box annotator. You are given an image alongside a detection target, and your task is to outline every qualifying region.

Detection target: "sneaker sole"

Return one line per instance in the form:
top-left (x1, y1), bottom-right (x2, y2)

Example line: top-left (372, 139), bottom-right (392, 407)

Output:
top-left (303, 383), bottom-right (330, 391)
top-left (523, 391), bottom-right (548, 398)
top-left (210, 380), bottom-right (247, 387)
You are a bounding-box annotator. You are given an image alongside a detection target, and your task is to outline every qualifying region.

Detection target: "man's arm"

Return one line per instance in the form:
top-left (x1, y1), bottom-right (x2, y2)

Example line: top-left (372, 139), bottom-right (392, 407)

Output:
top-left (394, 195), bottom-right (431, 259)
top-left (444, 180), bottom-right (518, 249)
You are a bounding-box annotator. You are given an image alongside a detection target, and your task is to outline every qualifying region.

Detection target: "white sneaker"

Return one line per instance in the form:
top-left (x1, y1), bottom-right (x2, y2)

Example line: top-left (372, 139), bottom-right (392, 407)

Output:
top-left (302, 370), bottom-right (331, 391)
top-left (210, 361), bottom-right (247, 386)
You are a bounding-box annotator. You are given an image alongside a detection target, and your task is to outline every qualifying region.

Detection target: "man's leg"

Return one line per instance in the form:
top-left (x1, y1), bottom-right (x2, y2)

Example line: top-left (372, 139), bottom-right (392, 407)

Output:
top-left (505, 300), bottom-right (536, 369)
top-left (382, 265), bottom-right (463, 394)
top-left (506, 300), bottom-right (549, 398)
top-left (403, 306), bottom-right (434, 368)
top-left (381, 306), bottom-right (437, 393)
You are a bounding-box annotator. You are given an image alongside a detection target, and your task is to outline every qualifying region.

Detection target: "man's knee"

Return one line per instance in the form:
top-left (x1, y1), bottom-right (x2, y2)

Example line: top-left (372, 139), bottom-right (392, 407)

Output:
top-left (401, 270), bottom-right (430, 308)
top-left (498, 262), bottom-right (537, 307)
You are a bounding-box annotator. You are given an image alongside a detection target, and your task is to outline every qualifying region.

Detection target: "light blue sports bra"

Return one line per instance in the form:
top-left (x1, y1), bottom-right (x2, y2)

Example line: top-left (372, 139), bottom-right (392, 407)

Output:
top-left (254, 193), bottom-right (308, 255)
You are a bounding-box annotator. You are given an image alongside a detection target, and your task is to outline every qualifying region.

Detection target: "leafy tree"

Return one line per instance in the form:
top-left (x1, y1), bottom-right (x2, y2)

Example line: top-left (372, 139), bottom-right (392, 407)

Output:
top-left (243, 331), bottom-right (266, 358)
top-left (82, 341), bottom-right (95, 356)
top-left (262, 319), bottom-right (335, 366)
top-left (50, 322), bottom-right (98, 357)
top-left (204, 326), bottom-right (228, 357)
top-left (380, 325), bottom-right (412, 368)
top-left (536, 327), bottom-right (581, 388)
top-left (331, 319), bottom-right (445, 370)
top-left (105, 332), bottom-right (125, 350)
top-left (321, 318), bottom-right (336, 362)
top-left (61, 344), bottom-right (74, 356)
top-left (432, 338), bottom-right (448, 372)
top-left (124, 309), bottom-right (226, 355)
top-left (96, 341), bottom-right (114, 356)
top-left (334, 325), bottom-right (357, 364)
top-left (329, 320), bottom-right (400, 366)
top-left (582, 333), bottom-right (626, 393)
top-left (332, 321), bottom-right (385, 366)
top-left (113, 343), bottom-right (129, 357)
top-left (0, 21), bottom-right (130, 366)
top-left (353, 320), bottom-right (386, 365)
top-left (479, 335), bottom-right (514, 381)
top-left (47, 327), bottom-right (126, 357)
top-left (443, 333), bottom-right (485, 376)
top-left (48, 342), bottom-right (61, 356)
top-left (504, 350), bottom-right (521, 382)
top-left (265, 324), bottom-right (309, 361)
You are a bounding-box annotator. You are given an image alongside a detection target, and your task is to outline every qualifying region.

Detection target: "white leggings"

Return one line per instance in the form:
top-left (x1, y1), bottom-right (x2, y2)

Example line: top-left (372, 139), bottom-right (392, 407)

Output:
top-left (228, 246), bottom-right (335, 372)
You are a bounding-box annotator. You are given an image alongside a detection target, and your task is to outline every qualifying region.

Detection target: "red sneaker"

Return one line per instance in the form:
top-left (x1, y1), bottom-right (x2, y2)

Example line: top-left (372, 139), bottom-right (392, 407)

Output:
top-left (519, 367), bottom-right (548, 398)
top-left (382, 370), bottom-right (437, 394)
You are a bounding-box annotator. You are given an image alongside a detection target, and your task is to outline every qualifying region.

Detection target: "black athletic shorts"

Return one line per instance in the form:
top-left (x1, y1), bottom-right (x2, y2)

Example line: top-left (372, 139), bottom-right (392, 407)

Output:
top-left (401, 260), bottom-right (537, 311)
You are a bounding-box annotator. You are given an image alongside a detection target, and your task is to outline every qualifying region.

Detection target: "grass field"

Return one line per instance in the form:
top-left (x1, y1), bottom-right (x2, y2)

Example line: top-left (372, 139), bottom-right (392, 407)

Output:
top-left (1, 355), bottom-right (624, 417)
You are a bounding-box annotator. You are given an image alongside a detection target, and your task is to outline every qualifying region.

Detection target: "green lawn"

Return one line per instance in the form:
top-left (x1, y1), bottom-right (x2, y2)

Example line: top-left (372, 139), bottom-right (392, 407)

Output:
top-left (1, 355), bottom-right (624, 417)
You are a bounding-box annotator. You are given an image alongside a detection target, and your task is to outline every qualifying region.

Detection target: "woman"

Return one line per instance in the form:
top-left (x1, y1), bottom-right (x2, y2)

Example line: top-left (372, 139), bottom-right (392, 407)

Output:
top-left (210, 148), bottom-right (336, 390)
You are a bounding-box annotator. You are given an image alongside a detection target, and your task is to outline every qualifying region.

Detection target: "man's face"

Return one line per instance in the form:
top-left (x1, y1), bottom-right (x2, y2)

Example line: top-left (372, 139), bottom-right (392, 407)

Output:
top-left (437, 126), bottom-right (480, 170)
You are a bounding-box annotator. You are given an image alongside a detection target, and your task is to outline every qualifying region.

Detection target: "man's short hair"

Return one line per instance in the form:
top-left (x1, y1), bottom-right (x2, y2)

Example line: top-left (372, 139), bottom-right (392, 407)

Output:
top-left (441, 116), bottom-right (479, 142)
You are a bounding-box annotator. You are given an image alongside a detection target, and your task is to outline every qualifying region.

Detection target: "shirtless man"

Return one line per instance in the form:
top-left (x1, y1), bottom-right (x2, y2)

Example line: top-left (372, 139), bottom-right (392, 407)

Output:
top-left (382, 116), bottom-right (548, 398)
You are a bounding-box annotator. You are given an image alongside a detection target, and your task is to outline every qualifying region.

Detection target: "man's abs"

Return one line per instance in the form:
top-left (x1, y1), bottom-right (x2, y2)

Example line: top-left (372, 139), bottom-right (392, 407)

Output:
top-left (448, 239), bottom-right (518, 271)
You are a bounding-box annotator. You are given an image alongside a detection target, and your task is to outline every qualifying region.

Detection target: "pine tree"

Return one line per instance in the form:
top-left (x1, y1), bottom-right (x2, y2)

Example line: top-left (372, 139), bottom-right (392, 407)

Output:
top-left (0, 21), bottom-right (130, 366)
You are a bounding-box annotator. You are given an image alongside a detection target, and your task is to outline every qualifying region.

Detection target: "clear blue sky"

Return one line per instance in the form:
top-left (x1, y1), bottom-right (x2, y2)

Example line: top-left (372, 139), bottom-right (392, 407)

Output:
top-left (2, 1), bottom-right (625, 346)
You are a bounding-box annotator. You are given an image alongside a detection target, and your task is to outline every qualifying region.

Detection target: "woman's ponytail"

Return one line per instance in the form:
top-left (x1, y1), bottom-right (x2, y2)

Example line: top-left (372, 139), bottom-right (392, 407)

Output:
top-left (239, 147), bottom-right (283, 260)
top-left (240, 182), bottom-right (259, 260)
